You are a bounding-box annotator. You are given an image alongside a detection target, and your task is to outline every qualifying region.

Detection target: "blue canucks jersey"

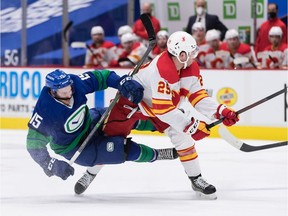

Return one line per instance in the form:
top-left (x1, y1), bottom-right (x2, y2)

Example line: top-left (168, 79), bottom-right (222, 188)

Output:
top-left (27, 70), bottom-right (120, 156)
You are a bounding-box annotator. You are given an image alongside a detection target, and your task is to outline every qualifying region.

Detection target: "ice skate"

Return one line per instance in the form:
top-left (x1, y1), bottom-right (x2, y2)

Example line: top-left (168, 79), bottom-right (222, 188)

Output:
top-left (189, 175), bottom-right (217, 200)
top-left (74, 171), bottom-right (96, 195)
top-left (157, 148), bottom-right (178, 160)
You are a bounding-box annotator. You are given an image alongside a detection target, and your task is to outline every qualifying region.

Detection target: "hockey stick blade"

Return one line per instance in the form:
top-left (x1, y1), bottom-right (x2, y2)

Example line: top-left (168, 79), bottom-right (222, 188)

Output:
top-left (218, 126), bottom-right (288, 152)
top-left (140, 14), bottom-right (156, 42)
top-left (69, 14), bottom-right (156, 165)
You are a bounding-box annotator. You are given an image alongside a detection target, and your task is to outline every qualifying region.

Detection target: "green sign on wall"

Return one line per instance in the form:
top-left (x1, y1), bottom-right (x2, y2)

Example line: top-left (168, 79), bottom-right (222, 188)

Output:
top-left (167, 2), bottom-right (180, 21)
top-left (251, 0), bottom-right (264, 18)
top-left (223, 0), bottom-right (237, 19)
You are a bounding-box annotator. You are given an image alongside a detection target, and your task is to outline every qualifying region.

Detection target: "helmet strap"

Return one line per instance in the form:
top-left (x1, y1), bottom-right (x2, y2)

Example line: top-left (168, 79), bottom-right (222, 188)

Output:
top-left (176, 52), bottom-right (189, 69)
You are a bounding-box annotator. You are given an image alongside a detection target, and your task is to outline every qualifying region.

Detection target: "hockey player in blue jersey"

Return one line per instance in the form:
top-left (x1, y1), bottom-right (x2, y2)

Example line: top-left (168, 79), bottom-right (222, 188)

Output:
top-left (26, 69), bottom-right (177, 195)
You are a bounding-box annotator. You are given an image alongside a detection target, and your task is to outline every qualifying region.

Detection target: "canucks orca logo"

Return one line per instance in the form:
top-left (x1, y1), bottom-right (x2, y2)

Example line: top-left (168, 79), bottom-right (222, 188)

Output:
top-left (64, 105), bottom-right (86, 133)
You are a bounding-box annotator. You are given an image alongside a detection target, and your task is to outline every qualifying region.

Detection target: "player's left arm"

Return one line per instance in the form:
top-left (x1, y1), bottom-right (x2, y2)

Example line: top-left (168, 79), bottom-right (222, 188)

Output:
top-left (186, 63), bottom-right (239, 126)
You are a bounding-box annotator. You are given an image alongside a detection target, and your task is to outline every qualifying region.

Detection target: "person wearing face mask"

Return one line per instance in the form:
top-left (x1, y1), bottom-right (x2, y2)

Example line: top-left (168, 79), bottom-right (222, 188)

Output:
top-left (133, 2), bottom-right (161, 46)
top-left (255, 3), bottom-right (287, 54)
top-left (186, 0), bottom-right (228, 40)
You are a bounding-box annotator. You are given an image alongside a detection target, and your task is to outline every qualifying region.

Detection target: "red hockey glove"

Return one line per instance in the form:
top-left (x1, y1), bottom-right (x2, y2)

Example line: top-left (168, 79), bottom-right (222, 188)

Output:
top-left (183, 117), bottom-right (210, 141)
top-left (215, 104), bottom-right (239, 127)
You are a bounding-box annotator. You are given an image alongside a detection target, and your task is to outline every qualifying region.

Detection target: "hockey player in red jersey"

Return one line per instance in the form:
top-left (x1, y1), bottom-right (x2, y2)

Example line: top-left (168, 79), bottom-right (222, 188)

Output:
top-left (204, 29), bottom-right (230, 69)
top-left (84, 26), bottom-right (116, 68)
top-left (109, 32), bottom-right (147, 68)
top-left (102, 31), bottom-right (239, 199)
top-left (191, 22), bottom-right (209, 67)
top-left (220, 29), bottom-right (255, 69)
top-left (149, 30), bottom-right (169, 59)
top-left (255, 3), bottom-right (287, 53)
top-left (257, 26), bottom-right (288, 69)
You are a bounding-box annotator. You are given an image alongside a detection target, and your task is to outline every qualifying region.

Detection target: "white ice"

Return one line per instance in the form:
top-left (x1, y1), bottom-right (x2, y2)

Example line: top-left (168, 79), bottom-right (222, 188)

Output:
top-left (1, 129), bottom-right (287, 216)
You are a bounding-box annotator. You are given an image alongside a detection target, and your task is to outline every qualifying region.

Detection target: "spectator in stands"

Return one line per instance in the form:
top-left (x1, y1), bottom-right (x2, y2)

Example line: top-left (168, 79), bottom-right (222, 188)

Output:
top-left (204, 29), bottom-right (230, 69)
top-left (109, 33), bottom-right (147, 68)
top-left (186, 0), bottom-right (227, 40)
top-left (191, 22), bottom-right (209, 67)
top-left (220, 29), bottom-right (255, 69)
top-left (149, 30), bottom-right (169, 59)
top-left (257, 26), bottom-right (288, 69)
top-left (255, 3), bottom-right (287, 53)
top-left (133, 2), bottom-right (161, 46)
top-left (84, 26), bottom-right (116, 68)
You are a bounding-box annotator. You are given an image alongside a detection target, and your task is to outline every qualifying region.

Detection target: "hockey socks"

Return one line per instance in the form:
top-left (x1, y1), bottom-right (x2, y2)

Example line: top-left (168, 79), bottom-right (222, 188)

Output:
top-left (125, 139), bottom-right (156, 162)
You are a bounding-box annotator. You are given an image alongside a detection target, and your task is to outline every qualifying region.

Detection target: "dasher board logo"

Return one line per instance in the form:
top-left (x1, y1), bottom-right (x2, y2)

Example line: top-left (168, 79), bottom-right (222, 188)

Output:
top-left (223, 0), bottom-right (236, 19)
top-left (216, 87), bottom-right (237, 106)
top-left (167, 2), bottom-right (180, 21)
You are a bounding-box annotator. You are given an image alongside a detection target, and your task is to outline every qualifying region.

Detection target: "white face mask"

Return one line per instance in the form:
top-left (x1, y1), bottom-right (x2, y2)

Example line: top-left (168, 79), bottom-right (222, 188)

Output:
top-left (196, 7), bottom-right (205, 15)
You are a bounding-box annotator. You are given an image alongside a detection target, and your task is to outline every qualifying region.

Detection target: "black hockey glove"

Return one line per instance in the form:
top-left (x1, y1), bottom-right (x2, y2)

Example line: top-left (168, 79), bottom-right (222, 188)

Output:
top-left (118, 75), bottom-right (144, 104)
top-left (42, 157), bottom-right (74, 180)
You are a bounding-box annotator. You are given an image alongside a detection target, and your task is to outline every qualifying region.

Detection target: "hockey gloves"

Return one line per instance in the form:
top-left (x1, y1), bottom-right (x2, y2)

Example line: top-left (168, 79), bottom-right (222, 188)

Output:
top-left (118, 75), bottom-right (144, 104)
top-left (43, 157), bottom-right (74, 180)
top-left (184, 117), bottom-right (210, 141)
top-left (215, 104), bottom-right (239, 126)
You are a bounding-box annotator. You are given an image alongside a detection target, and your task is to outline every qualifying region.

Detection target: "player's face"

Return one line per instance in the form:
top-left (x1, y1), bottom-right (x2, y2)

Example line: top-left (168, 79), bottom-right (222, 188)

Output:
top-left (192, 29), bottom-right (206, 42)
top-left (207, 39), bottom-right (220, 50)
top-left (269, 35), bottom-right (281, 46)
top-left (123, 41), bottom-right (134, 51)
top-left (157, 36), bottom-right (168, 49)
top-left (55, 85), bottom-right (73, 100)
top-left (92, 33), bottom-right (104, 44)
top-left (178, 51), bottom-right (195, 67)
top-left (227, 37), bottom-right (240, 49)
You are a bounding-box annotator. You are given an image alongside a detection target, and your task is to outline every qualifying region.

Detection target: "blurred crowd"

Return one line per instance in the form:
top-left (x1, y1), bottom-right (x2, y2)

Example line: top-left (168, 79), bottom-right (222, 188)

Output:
top-left (81, 1), bottom-right (287, 70)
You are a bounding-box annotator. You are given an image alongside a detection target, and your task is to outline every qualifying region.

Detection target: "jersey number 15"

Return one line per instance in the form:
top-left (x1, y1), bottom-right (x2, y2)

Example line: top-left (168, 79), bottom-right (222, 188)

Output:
top-left (29, 112), bottom-right (43, 129)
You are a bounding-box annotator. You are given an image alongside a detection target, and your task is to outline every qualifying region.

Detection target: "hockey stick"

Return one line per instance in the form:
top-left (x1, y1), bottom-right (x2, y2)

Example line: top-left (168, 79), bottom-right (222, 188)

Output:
top-left (209, 87), bottom-right (288, 152)
top-left (69, 14), bottom-right (156, 165)
top-left (207, 87), bottom-right (287, 129)
top-left (218, 126), bottom-right (287, 152)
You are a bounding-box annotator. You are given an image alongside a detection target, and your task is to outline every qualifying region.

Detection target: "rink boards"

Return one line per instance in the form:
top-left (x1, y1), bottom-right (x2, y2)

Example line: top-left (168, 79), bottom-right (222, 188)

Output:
top-left (0, 67), bottom-right (287, 140)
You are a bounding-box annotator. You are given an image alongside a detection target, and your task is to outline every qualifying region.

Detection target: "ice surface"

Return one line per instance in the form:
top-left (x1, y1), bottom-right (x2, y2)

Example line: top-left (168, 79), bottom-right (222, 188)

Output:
top-left (1, 130), bottom-right (287, 216)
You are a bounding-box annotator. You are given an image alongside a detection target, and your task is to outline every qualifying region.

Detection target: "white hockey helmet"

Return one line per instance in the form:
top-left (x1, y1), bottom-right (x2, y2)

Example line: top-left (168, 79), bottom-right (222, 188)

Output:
top-left (192, 22), bottom-right (205, 31)
top-left (118, 25), bottom-right (133, 37)
top-left (167, 31), bottom-right (199, 68)
top-left (121, 32), bottom-right (136, 44)
top-left (269, 26), bottom-right (283, 37)
top-left (225, 29), bottom-right (239, 40)
top-left (91, 26), bottom-right (104, 35)
top-left (205, 29), bottom-right (220, 42)
top-left (157, 30), bottom-right (169, 39)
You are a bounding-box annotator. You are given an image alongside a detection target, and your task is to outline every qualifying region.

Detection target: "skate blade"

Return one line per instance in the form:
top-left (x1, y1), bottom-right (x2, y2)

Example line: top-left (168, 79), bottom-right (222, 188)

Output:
top-left (195, 191), bottom-right (217, 200)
